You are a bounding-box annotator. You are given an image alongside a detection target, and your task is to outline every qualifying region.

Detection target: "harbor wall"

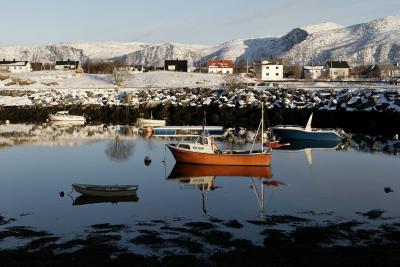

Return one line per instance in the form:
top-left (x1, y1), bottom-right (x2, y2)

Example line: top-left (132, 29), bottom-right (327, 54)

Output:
top-left (0, 105), bottom-right (399, 135)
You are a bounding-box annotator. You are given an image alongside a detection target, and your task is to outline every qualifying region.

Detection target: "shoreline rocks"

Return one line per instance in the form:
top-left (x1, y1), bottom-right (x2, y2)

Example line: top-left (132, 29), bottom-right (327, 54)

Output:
top-left (0, 87), bottom-right (399, 113)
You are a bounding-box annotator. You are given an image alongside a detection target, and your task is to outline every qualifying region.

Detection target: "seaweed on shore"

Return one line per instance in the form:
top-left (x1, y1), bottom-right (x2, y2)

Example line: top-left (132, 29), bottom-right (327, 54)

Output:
top-left (356, 209), bottom-right (386, 220)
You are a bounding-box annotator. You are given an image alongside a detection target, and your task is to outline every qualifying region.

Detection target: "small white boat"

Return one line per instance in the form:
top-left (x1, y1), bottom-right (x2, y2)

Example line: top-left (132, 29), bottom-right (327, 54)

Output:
top-left (72, 184), bottom-right (138, 197)
top-left (49, 111), bottom-right (85, 122)
top-left (136, 118), bottom-right (166, 127)
top-left (272, 113), bottom-right (348, 141)
top-left (136, 111), bottom-right (166, 127)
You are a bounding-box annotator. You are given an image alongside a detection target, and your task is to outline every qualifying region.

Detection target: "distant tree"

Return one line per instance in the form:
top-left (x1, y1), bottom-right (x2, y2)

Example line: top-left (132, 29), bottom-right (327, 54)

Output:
top-left (105, 137), bottom-right (134, 161)
top-left (353, 65), bottom-right (371, 78)
top-left (31, 48), bottom-right (41, 63)
top-left (234, 59), bottom-right (247, 74)
top-left (284, 64), bottom-right (303, 79)
top-left (221, 74), bottom-right (245, 91)
top-left (83, 61), bottom-right (115, 74)
top-left (112, 63), bottom-right (130, 86)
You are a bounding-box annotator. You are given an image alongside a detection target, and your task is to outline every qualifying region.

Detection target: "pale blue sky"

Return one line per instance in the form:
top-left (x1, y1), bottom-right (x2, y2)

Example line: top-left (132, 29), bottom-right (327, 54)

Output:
top-left (1, 0), bottom-right (399, 45)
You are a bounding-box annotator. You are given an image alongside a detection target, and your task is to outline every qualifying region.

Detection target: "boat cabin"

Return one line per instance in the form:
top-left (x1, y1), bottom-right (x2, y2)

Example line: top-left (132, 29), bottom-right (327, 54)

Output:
top-left (175, 136), bottom-right (216, 154)
top-left (55, 111), bottom-right (70, 116)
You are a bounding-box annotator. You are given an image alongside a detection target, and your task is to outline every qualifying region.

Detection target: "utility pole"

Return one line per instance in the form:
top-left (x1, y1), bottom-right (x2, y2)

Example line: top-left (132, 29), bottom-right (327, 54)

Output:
top-left (311, 40), bottom-right (314, 82)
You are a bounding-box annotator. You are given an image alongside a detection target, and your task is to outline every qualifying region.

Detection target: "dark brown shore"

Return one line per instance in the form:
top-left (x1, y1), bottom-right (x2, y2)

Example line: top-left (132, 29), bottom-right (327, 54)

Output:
top-left (1, 212), bottom-right (400, 267)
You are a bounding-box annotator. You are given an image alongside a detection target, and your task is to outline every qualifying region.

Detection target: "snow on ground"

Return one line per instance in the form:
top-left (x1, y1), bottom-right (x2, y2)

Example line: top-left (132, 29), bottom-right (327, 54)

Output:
top-left (1, 70), bottom-right (399, 91)
top-left (0, 70), bottom-right (251, 89)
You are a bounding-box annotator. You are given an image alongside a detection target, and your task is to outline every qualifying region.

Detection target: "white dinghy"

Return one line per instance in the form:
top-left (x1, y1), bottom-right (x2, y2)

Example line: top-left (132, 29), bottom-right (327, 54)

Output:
top-left (72, 184), bottom-right (138, 197)
top-left (49, 111), bottom-right (85, 122)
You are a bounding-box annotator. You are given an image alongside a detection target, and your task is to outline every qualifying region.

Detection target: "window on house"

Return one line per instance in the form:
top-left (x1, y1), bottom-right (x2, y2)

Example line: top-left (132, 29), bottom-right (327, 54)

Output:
top-left (276, 73), bottom-right (279, 76)
top-left (276, 66), bottom-right (279, 69)
top-left (266, 67), bottom-right (269, 69)
top-left (266, 73), bottom-right (269, 76)
top-left (19, 67), bottom-right (22, 70)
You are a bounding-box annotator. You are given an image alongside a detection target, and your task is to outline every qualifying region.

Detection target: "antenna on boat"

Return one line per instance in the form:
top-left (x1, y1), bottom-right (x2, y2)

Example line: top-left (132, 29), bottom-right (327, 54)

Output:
top-left (201, 110), bottom-right (207, 145)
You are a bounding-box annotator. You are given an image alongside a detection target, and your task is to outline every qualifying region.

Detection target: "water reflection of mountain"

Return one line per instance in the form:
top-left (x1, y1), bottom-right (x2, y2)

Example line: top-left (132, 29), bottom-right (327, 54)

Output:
top-left (349, 134), bottom-right (400, 156)
top-left (0, 124), bottom-right (139, 148)
top-left (168, 163), bottom-right (281, 217)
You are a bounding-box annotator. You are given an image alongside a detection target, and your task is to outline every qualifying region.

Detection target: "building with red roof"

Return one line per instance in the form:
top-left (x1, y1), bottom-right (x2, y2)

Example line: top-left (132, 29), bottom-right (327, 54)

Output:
top-left (208, 60), bottom-right (234, 74)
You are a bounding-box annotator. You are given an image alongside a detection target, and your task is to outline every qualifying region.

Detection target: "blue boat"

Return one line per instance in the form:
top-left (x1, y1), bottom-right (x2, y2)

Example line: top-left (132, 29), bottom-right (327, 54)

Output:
top-left (152, 126), bottom-right (224, 137)
top-left (271, 113), bottom-right (347, 141)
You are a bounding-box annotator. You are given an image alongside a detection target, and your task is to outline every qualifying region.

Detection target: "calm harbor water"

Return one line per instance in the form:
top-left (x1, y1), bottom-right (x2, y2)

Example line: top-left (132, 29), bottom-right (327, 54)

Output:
top-left (0, 124), bottom-right (399, 252)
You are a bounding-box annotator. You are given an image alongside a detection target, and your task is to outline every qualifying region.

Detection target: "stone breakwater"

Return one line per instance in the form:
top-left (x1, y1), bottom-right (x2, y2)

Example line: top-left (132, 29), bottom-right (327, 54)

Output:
top-left (0, 87), bottom-right (399, 112)
top-left (0, 87), bottom-right (399, 134)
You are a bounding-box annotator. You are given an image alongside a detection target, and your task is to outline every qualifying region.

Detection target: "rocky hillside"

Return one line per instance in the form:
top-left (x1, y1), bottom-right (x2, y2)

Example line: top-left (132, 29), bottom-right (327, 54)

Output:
top-left (0, 16), bottom-right (399, 66)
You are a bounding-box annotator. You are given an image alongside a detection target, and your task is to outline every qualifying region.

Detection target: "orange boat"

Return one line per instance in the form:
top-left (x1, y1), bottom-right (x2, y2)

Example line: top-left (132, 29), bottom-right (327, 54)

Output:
top-left (167, 106), bottom-right (271, 166)
top-left (167, 139), bottom-right (271, 166)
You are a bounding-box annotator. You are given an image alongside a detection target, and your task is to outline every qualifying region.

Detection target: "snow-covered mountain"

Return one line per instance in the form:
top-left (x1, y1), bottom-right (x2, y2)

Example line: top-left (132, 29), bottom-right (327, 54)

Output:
top-left (114, 43), bottom-right (214, 67)
top-left (0, 16), bottom-right (399, 66)
top-left (285, 16), bottom-right (400, 65)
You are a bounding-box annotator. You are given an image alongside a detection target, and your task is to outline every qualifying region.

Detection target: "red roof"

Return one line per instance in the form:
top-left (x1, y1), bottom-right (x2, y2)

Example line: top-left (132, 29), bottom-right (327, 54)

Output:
top-left (208, 60), bottom-right (234, 68)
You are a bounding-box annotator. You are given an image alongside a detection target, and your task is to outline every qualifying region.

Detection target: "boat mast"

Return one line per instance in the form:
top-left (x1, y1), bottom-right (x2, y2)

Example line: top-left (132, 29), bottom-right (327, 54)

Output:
top-left (201, 110), bottom-right (206, 145)
top-left (261, 104), bottom-right (264, 153)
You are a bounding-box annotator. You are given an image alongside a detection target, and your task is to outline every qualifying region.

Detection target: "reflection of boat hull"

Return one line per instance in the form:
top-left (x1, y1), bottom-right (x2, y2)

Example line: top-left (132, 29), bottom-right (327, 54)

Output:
top-left (153, 126), bottom-right (223, 137)
top-left (50, 121), bottom-right (85, 127)
top-left (49, 114), bottom-right (85, 122)
top-left (280, 139), bottom-right (340, 150)
top-left (264, 141), bottom-right (290, 149)
top-left (272, 127), bottom-right (341, 141)
top-left (169, 163), bottom-right (273, 179)
top-left (72, 184), bottom-right (138, 197)
top-left (167, 145), bottom-right (272, 166)
top-left (73, 195), bottom-right (138, 206)
top-left (136, 118), bottom-right (166, 127)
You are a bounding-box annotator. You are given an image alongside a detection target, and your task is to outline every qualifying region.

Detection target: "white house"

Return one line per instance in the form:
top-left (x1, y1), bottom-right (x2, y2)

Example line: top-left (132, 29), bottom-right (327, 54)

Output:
top-left (0, 60), bottom-right (32, 73)
top-left (303, 66), bottom-right (324, 79)
top-left (261, 59), bottom-right (283, 81)
top-left (323, 61), bottom-right (350, 79)
top-left (55, 60), bottom-right (80, 70)
top-left (208, 60), bottom-right (234, 74)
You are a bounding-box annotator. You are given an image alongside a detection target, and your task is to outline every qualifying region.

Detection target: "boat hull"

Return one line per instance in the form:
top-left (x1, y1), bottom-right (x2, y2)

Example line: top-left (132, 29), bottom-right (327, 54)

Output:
top-left (73, 184), bottom-right (138, 197)
top-left (167, 145), bottom-right (271, 166)
top-left (272, 127), bottom-right (341, 141)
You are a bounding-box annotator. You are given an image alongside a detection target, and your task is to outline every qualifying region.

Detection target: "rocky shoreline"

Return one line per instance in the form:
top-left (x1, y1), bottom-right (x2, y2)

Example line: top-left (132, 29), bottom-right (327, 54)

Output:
top-left (1, 86), bottom-right (400, 134)
top-left (1, 87), bottom-right (399, 112)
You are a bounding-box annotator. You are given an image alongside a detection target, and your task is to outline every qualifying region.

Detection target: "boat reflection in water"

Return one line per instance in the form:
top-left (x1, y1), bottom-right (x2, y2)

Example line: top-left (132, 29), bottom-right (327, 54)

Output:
top-left (276, 139), bottom-right (347, 166)
top-left (168, 163), bottom-right (285, 217)
top-left (73, 195), bottom-right (139, 206)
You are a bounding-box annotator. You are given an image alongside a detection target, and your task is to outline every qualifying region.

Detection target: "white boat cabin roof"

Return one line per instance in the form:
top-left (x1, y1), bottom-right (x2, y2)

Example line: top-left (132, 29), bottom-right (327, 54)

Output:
top-left (55, 111), bottom-right (70, 115)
